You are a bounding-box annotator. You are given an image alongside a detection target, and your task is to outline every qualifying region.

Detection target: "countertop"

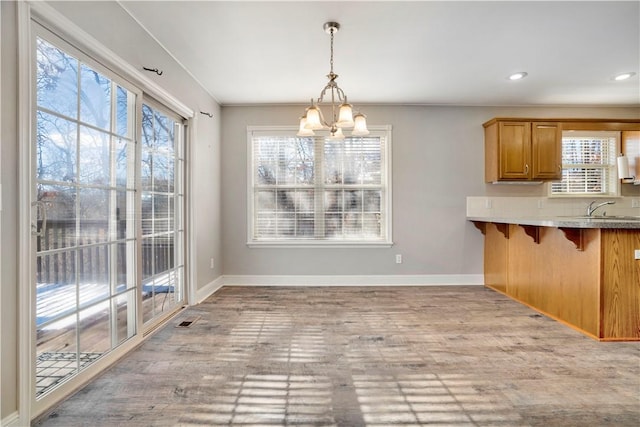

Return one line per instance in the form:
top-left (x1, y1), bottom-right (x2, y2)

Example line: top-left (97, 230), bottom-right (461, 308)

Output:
top-left (467, 216), bottom-right (640, 229)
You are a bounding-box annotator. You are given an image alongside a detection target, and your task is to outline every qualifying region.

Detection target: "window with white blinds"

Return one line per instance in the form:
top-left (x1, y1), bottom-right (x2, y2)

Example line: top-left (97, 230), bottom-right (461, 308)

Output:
top-left (248, 126), bottom-right (392, 246)
top-left (550, 131), bottom-right (620, 196)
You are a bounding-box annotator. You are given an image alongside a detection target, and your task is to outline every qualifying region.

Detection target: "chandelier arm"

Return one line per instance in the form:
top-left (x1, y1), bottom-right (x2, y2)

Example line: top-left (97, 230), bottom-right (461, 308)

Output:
top-left (316, 81), bottom-right (347, 107)
top-left (317, 107), bottom-right (329, 128)
top-left (331, 86), bottom-right (337, 124)
top-left (316, 85), bottom-right (331, 104)
top-left (334, 86), bottom-right (347, 103)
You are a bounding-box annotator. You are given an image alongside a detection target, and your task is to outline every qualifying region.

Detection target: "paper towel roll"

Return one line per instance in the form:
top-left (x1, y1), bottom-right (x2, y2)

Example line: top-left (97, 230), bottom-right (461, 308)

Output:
top-left (617, 155), bottom-right (631, 179)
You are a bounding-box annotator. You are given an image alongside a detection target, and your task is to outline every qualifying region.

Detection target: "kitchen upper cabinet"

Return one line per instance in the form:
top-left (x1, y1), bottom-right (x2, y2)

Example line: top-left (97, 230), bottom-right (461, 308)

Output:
top-left (531, 122), bottom-right (563, 179)
top-left (496, 121), bottom-right (530, 180)
top-left (484, 119), bottom-right (561, 182)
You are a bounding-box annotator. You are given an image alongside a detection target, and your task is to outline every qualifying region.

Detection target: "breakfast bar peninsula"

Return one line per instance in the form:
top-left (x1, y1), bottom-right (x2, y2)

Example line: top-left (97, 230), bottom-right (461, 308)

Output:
top-left (469, 216), bottom-right (640, 341)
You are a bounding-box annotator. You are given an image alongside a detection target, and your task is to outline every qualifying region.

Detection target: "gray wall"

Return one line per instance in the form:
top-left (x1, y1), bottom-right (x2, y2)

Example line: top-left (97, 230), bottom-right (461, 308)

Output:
top-left (1, 1), bottom-right (222, 419)
top-left (221, 105), bottom-right (640, 276)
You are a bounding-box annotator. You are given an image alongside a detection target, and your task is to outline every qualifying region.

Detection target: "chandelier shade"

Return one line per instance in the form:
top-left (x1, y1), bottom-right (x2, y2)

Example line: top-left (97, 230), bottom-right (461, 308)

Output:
top-left (352, 113), bottom-right (369, 136)
top-left (336, 102), bottom-right (354, 128)
top-left (297, 22), bottom-right (369, 138)
top-left (304, 105), bottom-right (324, 130)
top-left (297, 116), bottom-right (315, 136)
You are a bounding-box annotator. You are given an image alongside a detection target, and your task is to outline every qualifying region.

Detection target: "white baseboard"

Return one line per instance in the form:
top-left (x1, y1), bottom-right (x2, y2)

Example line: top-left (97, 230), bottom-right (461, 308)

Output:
top-left (192, 274), bottom-right (484, 304)
top-left (2, 411), bottom-right (20, 427)
top-left (222, 274), bottom-right (484, 287)
top-left (194, 275), bottom-right (225, 304)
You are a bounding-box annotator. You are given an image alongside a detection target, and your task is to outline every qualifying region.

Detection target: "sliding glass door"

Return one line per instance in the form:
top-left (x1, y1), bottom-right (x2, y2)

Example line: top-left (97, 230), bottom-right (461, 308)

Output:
top-left (31, 27), bottom-right (186, 406)
top-left (34, 32), bottom-right (138, 398)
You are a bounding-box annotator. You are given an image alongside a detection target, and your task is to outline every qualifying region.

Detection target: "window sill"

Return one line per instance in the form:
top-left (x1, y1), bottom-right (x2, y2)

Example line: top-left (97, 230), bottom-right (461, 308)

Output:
top-left (548, 194), bottom-right (622, 199)
top-left (247, 240), bottom-right (393, 249)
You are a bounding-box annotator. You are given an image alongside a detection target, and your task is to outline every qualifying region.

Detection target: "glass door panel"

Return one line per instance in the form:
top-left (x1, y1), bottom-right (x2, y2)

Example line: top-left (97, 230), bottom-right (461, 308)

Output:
top-left (34, 35), bottom-right (137, 398)
top-left (140, 103), bottom-right (185, 326)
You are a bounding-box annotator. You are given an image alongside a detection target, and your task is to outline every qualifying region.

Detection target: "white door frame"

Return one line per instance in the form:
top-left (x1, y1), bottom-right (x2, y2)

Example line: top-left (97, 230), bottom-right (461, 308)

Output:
top-left (17, 1), bottom-right (34, 424)
top-left (0, 1), bottom-right (4, 422)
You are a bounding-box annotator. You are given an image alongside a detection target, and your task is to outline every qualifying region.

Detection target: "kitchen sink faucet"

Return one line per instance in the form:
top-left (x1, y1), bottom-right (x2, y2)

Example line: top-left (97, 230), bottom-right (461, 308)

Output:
top-left (586, 200), bottom-right (615, 217)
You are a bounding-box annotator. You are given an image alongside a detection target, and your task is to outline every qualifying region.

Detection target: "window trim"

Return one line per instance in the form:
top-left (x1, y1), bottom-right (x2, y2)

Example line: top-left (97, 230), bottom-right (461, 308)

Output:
top-left (548, 130), bottom-right (621, 198)
top-left (246, 125), bottom-right (393, 248)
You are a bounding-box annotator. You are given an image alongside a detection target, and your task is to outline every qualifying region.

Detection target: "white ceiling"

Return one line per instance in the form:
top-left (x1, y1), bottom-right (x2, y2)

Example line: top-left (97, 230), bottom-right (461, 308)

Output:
top-left (119, 1), bottom-right (640, 107)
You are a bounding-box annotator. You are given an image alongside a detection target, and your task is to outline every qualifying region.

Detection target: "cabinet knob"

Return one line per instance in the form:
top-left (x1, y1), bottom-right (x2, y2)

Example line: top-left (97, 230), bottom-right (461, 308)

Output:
top-left (524, 164), bottom-right (529, 174)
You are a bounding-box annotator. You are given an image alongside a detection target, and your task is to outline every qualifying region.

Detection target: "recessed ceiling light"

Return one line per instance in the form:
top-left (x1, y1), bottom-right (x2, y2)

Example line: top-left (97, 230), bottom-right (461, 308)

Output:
top-left (508, 72), bottom-right (528, 81)
top-left (612, 72), bottom-right (636, 81)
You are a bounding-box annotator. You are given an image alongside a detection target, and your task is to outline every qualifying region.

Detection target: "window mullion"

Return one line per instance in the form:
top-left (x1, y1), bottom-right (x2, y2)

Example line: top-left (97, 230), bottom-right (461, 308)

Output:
top-left (314, 136), bottom-right (325, 239)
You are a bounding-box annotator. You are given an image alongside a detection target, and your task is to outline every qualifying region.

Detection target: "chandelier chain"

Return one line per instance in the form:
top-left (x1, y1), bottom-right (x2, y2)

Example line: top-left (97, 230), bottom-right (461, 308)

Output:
top-left (329, 27), bottom-right (334, 75)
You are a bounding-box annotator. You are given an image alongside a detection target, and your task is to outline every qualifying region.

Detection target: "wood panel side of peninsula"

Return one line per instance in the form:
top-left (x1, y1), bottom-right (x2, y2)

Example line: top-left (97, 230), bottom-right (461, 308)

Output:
top-left (482, 223), bottom-right (639, 341)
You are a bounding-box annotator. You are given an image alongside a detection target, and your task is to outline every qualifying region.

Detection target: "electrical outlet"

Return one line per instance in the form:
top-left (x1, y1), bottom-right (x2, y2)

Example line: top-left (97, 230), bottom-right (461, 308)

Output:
top-left (395, 254), bottom-right (402, 264)
top-left (632, 199), bottom-right (640, 208)
top-left (635, 249), bottom-right (640, 260)
top-left (210, 258), bottom-right (215, 269)
top-left (485, 198), bottom-right (492, 209)
top-left (537, 199), bottom-right (544, 209)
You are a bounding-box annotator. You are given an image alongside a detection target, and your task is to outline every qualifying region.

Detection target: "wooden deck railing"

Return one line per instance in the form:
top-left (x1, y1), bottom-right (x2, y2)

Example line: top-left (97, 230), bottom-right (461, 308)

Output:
top-left (36, 219), bottom-right (174, 286)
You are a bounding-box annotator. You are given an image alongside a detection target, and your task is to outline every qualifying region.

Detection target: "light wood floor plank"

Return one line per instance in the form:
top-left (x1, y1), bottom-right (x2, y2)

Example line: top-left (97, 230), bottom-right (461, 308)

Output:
top-left (34, 286), bottom-right (640, 426)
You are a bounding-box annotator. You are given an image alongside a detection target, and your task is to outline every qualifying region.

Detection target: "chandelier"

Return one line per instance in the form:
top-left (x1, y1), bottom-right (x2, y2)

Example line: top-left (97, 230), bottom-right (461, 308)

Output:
top-left (297, 22), bottom-right (369, 139)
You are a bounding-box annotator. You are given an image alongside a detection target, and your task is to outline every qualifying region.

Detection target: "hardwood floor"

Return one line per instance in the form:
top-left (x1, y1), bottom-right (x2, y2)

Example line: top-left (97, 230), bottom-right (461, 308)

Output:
top-left (34, 286), bottom-right (640, 426)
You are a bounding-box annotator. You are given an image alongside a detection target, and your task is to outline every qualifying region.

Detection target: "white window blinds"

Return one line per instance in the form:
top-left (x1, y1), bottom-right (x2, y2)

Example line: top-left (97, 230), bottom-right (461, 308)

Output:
top-left (551, 132), bottom-right (619, 196)
top-left (248, 127), bottom-right (392, 245)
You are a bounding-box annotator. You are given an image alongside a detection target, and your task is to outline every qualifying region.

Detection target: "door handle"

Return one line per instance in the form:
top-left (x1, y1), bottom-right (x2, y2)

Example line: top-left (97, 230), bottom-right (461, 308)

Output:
top-left (524, 164), bottom-right (529, 174)
top-left (31, 201), bottom-right (48, 237)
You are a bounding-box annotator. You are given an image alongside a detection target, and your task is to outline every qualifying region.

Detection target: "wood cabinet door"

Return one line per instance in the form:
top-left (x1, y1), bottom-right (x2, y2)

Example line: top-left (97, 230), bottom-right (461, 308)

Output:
top-left (532, 122), bottom-right (562, 179)
top-left (499, 121), bottom-right (531, 179)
